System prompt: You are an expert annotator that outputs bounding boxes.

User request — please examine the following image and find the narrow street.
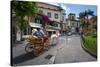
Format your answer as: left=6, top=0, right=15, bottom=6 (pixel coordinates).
left=54, top=35, right=96, bottom=63
left=12, top=35, right=96, bottom=66
left=11, top=1, right=97, bottom=66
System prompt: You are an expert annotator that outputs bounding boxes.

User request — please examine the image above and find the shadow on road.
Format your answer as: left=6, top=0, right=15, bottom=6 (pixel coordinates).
left=12, top=52, right=35, bottom=65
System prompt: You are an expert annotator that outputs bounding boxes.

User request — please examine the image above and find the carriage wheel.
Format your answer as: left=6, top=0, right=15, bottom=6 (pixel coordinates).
left=33, top=46, right=44, bottom=57
left=25, top=43, right=34, bottom=53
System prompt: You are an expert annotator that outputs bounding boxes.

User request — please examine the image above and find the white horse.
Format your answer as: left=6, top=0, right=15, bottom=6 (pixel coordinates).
left=50, top=33, right=58, bottom=46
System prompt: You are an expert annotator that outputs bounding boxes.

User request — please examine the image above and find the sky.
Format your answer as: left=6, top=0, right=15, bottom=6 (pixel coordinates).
left=60, top=3, right=97, bottom=17
left=47, top=2, right=97, bottom=18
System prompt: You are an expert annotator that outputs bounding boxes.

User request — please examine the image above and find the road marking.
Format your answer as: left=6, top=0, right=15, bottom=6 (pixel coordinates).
left=68, top=38, right=71, bottom=41
left=45, top=55, right=53, bottom=59
left=48, top=56, right=55, bottom=64
left=67, top=38, right=71, bottom=43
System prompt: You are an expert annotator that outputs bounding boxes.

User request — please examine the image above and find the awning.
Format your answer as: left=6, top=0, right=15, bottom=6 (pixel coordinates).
left=29, top=22, right=42, bottom=28
left=46, top=29, right=56, bottom=31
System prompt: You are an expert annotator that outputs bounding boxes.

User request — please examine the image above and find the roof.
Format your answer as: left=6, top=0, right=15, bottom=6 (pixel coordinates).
left=37, top=2, right=64, bottom=11
left=68, top=13, right=76, bottom=15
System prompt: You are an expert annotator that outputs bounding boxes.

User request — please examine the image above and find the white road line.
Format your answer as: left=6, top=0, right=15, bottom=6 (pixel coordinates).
left=47, top=56, right=55, bottom=64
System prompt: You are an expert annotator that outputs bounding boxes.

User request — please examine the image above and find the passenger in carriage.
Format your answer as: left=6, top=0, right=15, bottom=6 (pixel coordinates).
left=33, top=28, right=44, bottom=38
left=32, top=28, right=37, bottom=35
left=40, top=28, right=49, bottom=43
left=32, top=27, right=49, bottom=44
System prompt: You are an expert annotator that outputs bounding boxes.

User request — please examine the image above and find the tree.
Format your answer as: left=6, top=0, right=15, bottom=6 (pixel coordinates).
left=85, top=9, right=94, bottom=27
left=90, top=16, right=97, bottom=30
left=79, top=9, right=94, bottom=26
left=79, top=12, right=86, bottom=28
left=88, top=9, right=94, bottom=16
left=12, top=1, right=38, bottom=40
left=79, top=9, right=94, bottom=34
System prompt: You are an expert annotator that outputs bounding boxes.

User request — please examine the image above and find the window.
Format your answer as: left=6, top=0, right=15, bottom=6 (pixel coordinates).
left=54, top=24, right=58, bottom=27
left=39, top=10, right=43, bottom=14
left=53, top=23, right=58, bottom=27
left=47, top=12, right=51, bottom=18
left=72, top=23, right=74, bottom=26
left=55, top=13, right=58, bottom=19
left=62, top=16, right=64, bottom=21
left=63, top=13, right=66, bottom=15
left=34, top=16, right=42, bottom=24
left=72, top=16, right=75, bottom=20
left=35, top=19, right=41, bottom=24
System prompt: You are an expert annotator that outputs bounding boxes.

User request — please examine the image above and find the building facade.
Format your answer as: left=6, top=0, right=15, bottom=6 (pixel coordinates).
left=66, top=13, right=80, bottom=33
left=12, top=2, right=67, bottom=42
left=29, top=2, right=66, bottom=36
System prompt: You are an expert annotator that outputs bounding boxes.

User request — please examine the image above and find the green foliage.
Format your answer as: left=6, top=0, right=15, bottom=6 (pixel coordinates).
left=16, top=17, right=28, bottom=30
left=12, top=1, right=38, bottom=16
left=79, top=9, right=95, bottom=35
left=12, top=1, right=38, bottom=31
left=83, top=35, right=97, bottom=55
left=79, top=9, right=94, bottom=25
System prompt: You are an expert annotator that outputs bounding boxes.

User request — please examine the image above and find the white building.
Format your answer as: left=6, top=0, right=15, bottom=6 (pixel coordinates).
left=66, top=13, right=80, bottom=33
left=12, top=2, right=67, bottom=42
left=29, top=2, right=66, bottom=36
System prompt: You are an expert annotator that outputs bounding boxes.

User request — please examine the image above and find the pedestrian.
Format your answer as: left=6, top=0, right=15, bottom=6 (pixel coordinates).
left=56, top=31, right=60, bottom=37
left=32, top=28, right=37, bottom=36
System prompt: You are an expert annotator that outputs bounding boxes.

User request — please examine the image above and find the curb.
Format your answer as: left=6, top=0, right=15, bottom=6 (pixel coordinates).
left=80, top=37, right=97, bottom=58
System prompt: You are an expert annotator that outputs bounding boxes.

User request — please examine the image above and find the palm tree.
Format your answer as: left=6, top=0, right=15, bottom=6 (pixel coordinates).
left=85, top=9, right=94, bottom=27
left=90, top=16, right=97, bottom=32
left=79, top=12, right=86, bottom=28
left=79, top=10, right=94, bottom=34
left=88, top=9, right=94, bottom=16
left=12, top=1, right=38, bottom=40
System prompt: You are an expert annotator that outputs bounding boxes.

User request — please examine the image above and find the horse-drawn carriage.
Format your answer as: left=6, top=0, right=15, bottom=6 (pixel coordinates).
left=23, top=32, right=58, bottom=56
left=23, top=35, right=50, bottom=56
